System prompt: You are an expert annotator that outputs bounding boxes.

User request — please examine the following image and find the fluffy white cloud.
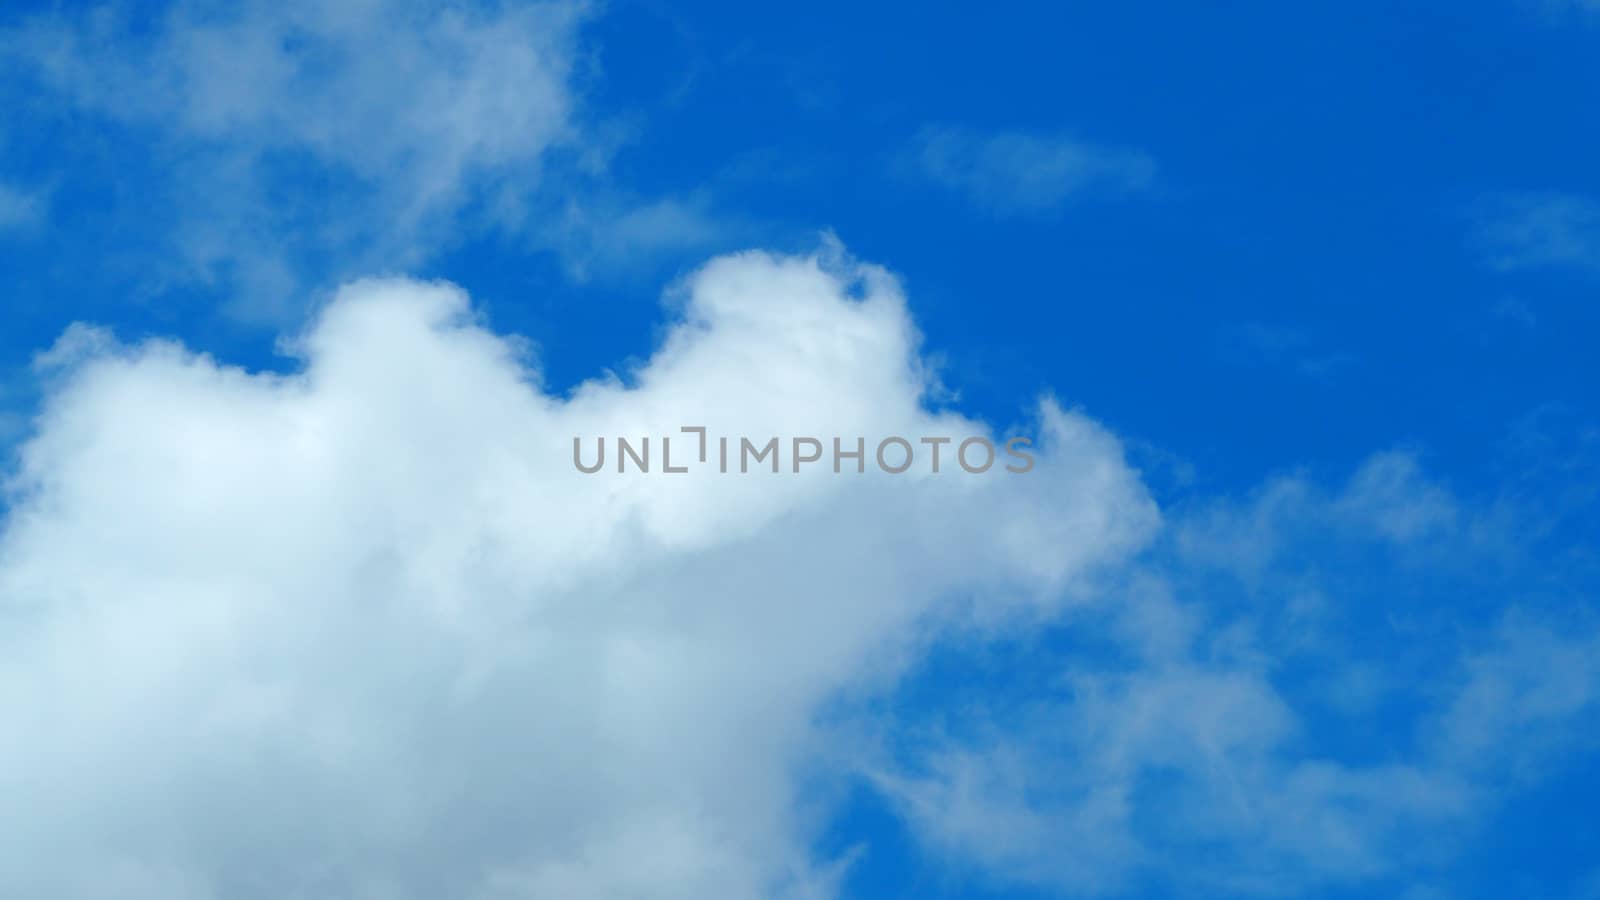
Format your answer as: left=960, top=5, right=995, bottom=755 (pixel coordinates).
left=0, top=247, right=1158, bottom=898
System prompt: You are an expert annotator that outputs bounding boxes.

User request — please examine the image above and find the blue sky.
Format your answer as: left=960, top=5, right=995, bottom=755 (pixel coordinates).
left=2, top=2, right=1599, bottom=898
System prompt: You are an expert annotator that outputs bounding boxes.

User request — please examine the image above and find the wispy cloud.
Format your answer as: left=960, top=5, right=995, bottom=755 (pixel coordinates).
left=1215, top=322, right=1360, bottom=382
left=1477, top=191, right=1600, bottom=274
left=536, top=191, right=745, bottom=283
left=2, top=0, right=593, bottom=319
left=867, top=446, right=1600, bottom=895
left=909, top=125, right=1155, bottom=217
left=1437, top=613, right=1600, bottom=778
left=0, top=181, right=43, bottom=231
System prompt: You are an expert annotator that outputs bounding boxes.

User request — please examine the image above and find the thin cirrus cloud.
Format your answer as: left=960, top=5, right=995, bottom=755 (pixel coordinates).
left=539, top=190, right=745, bottom=283
left=870, top=449, right=1600, bottom=896
left=910, top=125, right=1156, bottom=217
left=0, top=181, right=45, bottom=232
left=0, top=0, right=734, bottom=321
left=1476, top=191, right=1600, bottom=274
left=1214, top=322, right=1361, bottom=383
left=0, top=0, right=570, bottom=318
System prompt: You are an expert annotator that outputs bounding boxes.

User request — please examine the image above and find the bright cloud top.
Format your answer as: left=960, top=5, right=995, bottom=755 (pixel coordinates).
left=0, top=247, right=1157, bottom=899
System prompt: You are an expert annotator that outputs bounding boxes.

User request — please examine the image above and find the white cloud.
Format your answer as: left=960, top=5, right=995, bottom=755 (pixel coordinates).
left=5, top=0, right=587, bottom=318
left=539, top=191, right=740, bottom=283
left=1436, top=613, right=1600, bottom=778
left=868, top=448, right=1600, bottom=896
left=3, top=242, right=1596, bottom=899
left=872, top=607, right=1472, bottom=896
left=1175, top=451, right=1463, bottom=582
left=0, top=246, right=1158, bottom=898
left=910, top=126, right=1155, bottom=217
